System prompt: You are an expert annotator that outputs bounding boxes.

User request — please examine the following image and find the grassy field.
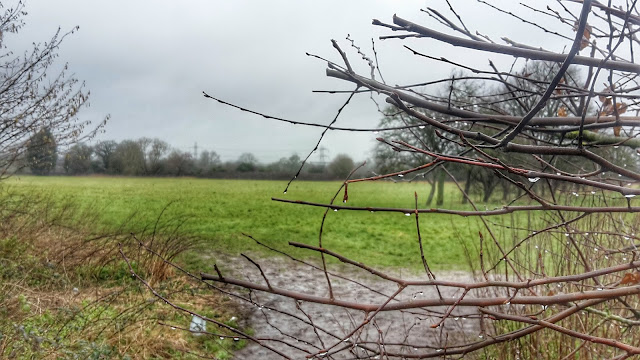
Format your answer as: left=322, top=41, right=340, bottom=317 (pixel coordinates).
left=6, top=176, right=625, bottom=359
left=3, top=176, right=490, bottom=270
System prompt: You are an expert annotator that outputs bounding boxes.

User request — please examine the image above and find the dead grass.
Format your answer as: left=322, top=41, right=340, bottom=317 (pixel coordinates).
left=0, top=188, right=245, bottom=359
left=476, top=192, right=640, bottom=360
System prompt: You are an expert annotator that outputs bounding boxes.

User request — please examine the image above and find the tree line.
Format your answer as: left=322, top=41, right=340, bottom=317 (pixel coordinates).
left=22, top=131, right=363, bottom=180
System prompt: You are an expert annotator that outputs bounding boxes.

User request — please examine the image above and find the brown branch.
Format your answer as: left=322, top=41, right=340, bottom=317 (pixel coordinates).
left=272, top=198, right=640, bottom=216
left=497, top=0, right=592, bottom=146
left=240, top=253, right=272, bottom=291
left=376, top=14, right=640, bottom=73
left=567, top=0, right=640, bottom=25
left=326, top=68, right=640, bottom=126
left=393, top=139, right=638, bottom=195
left=481, top=308, right=640, bottom=354
left=202, top=270, right=640, bottom=310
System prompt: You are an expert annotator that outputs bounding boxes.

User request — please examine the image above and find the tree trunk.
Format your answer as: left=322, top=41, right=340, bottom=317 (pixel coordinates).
left=462, top=169, right=472, bottom=204
left=436, top=170, right=445, bottom=206
left=501, top=179, right=510, bottom=201
left=483, top=180, right=495, bottom=203
left=426, top=178, right=436, bottom=206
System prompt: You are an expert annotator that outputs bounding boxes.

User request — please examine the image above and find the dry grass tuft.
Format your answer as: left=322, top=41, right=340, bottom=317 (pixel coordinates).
left=0, top=188, right=244, bottom=359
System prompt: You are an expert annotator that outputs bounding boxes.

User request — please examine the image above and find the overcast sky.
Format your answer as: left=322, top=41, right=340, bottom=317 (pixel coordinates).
left=15, top=0, right=579, bottom=163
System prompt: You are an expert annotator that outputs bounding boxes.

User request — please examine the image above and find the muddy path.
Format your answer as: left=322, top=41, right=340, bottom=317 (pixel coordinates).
left=217, top=254, right=481, bottom=359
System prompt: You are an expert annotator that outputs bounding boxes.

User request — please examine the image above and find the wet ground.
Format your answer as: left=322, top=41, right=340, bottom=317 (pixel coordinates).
left=221, top=255, right=481, bottom=359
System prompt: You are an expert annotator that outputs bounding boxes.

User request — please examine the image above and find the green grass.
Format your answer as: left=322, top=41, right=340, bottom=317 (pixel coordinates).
left=3, top=176, right=488, bottom=269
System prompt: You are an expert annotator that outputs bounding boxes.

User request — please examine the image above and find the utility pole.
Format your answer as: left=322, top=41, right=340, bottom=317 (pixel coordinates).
left=193, top=142, right=198, bottom=158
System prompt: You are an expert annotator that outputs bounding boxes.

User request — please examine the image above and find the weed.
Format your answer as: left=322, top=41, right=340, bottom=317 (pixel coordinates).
left=0, top=188, right=244, bottom=359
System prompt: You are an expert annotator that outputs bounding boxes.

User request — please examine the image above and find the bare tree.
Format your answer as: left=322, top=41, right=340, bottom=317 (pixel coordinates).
left=142, top=138, right=170, bottom=175
left=63, top=142, right=92, bottom=175
left=236, top=152, right=259, bottom=172
left=127, top=1, right=640, bottom=359
left=197, top=149, right=221, bottom=175
left=111, top=140, right=145, bottom=176
left=328, top=153, right=356, bottom=178
left=0, top=2, right=106, bottom=177
left=93, top=140, right=117, bottom=173
left=165, top=150, right=194, bottom=176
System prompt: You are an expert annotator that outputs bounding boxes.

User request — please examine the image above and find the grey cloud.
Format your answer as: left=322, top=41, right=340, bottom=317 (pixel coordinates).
left=16, top=0, right=578, bottom=163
